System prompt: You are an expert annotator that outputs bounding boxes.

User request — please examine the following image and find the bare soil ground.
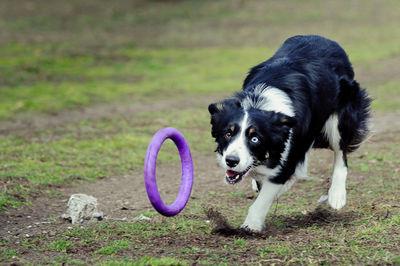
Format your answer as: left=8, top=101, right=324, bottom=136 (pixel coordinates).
left=0, top=93, right=226, bottom=136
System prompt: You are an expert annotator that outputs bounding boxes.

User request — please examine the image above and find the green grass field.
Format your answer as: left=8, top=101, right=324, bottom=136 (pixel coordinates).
left=1, top=0, right=399, bottom=264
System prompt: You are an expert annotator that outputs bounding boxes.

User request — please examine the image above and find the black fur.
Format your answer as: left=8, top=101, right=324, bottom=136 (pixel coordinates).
left=209, top=35, right=371, bottom=184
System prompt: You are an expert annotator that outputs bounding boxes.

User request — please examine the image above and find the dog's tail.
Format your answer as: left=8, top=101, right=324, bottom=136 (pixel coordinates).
left=337, top=78, right=372, bottom=153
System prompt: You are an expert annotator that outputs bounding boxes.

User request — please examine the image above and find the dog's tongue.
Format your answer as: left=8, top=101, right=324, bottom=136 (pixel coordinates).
left=226, top=170, right=239, bottom=178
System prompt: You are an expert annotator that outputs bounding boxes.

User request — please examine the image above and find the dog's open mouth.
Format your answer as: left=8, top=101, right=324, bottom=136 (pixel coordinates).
left=225, top=166, right=251, bottom=184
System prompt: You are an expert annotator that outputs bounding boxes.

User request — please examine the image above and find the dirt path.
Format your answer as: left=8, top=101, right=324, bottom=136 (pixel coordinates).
left=1, top=109, right=398, bottom=241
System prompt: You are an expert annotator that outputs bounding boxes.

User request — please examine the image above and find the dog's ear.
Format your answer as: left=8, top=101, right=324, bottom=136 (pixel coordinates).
left=208, top=99, right=241, bottom=115
left=208, top=102, right=224, bottom=115
left=276, top=113, right=297, bottom=127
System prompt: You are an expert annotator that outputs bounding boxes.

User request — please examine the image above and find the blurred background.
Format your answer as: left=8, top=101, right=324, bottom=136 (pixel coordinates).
left=1, top=1, right=400, bottom=264
left=1, top=0, right=400, bottom=213
left=0, top=0, right=399, bottom=116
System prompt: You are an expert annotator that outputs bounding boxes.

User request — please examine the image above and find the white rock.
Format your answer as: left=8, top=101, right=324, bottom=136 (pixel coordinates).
left=105, top=217, right=127, bottom=221
left=317, top=195, right=329, bottom=203
left=133, top=214, right=151, bottom=222
left=62, top=194, right=104, bottom=225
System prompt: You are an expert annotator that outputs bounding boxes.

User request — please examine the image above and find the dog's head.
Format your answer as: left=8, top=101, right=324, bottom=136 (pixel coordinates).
left=208, top=98, right=296, bottom=184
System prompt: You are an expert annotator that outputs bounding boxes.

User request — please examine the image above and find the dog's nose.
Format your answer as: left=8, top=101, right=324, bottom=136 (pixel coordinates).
left=226, top=155, right=240, bottom=167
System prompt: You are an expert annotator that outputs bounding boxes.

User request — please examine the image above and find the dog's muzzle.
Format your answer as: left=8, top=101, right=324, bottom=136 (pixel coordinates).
left=225, top=166, right=251, bottom=184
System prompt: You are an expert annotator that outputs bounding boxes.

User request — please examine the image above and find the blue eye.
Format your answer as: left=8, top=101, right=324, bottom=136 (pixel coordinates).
left=251, top=136, right=259, bottom=143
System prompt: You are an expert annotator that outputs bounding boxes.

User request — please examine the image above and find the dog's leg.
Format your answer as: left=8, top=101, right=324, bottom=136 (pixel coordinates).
left=251, top=179, right=262, bottom=192
left=323, top=114, right=348, bottom=210
left=241, top=180, right=283, bottom=232
left=276, top=176, right=297, bottom=198
left=295, top=142, right=313, bottom=179
left=328, top=150, right=347, bottom=210
left=295, top=151, right=309, bottom=179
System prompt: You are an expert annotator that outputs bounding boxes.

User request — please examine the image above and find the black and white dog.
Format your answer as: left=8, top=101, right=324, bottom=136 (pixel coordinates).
left=208, top=35, right=371, bottom=232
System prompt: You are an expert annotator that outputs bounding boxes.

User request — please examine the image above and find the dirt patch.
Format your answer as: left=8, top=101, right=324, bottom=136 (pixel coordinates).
left=0, top=92, right=227, bottom=137
left=0, top=150, right=226, bottom=237
left=206, top=207, right=264, bottom=238
left=206, top=206, right=360, bottom=239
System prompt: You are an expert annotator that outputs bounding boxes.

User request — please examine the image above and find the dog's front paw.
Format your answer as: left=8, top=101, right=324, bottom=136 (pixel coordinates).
left=240, top=220, right=263, bottom=233
left=328, top=186, right=346, bottom=210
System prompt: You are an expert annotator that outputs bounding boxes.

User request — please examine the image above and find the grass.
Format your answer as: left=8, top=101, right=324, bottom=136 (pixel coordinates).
left=1, top=0, right=400, bottom=264
left=0, top=46, right=263, bottom=118
left=101, top=257, right=186, bottom=265
left=47, top=239, right=74, bottom=253
left=370, top=79, right=400, bottom=111
left=1, top=44, right=399, bottom=119
left=95, top=241, right=127, bottom=255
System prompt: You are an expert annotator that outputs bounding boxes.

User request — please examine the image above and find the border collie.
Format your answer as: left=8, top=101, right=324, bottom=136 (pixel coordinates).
left=208, top=35, right=371, bottom=232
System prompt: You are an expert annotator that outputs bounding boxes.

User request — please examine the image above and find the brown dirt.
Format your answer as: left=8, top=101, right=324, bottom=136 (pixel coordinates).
left=206, top=206, right=361, bottom=239
left=0, top=141, right=235, bottom=240
left=0, top=92, right=227, bottom=137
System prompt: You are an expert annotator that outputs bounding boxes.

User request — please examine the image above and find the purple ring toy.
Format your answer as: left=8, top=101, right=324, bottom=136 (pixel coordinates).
left=144, top=127, right=193, bottom=216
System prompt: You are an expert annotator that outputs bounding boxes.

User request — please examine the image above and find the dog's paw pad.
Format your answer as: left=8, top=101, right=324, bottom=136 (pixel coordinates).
left=328, top=187, right=346, bottom=210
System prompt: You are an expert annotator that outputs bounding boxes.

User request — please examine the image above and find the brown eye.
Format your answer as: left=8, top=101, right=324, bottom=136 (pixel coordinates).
left=225, top=132, right=232, bottom=138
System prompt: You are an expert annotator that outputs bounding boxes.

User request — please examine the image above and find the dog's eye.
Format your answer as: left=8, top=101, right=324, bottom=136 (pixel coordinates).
left=250, top=136, right=259, bottom=143
left=225, top=132, right=232, bottom=139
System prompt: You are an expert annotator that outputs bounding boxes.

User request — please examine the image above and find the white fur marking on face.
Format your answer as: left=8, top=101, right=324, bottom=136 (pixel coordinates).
left=223, top=112, right=253, bottom=172
left=242, top=84, right=295, bottom=117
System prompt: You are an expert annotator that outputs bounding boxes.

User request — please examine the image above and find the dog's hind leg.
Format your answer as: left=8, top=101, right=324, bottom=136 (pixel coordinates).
left=323, top=114, right=348, bottom=210
left=295, top=150, right=310, bottom=179
left=328, top=150, right=347, bottom=210
left=295, top=142, right=314, bottom=179
left=276, top=176, right=297, bottom=198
